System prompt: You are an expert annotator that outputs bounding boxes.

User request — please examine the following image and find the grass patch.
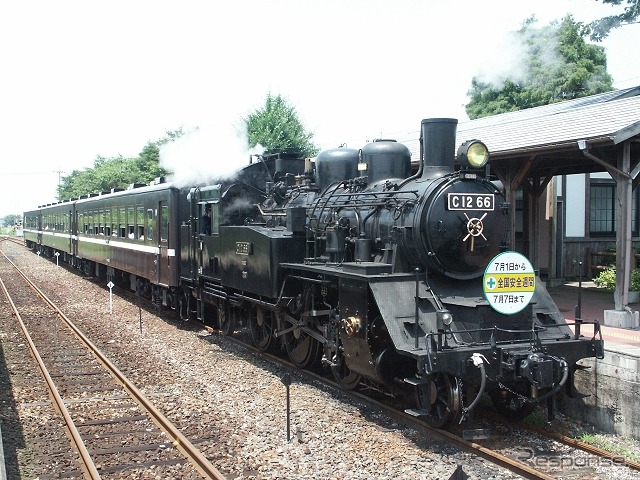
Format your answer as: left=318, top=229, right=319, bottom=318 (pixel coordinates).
left=523, top=411, right=548, bottom=428
left=578, top=432, right=640, bottom=462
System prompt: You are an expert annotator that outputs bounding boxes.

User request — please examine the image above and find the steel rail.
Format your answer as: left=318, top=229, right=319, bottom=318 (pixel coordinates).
left=0, top=273, right=102, bottom=479
left=221, top=335, right=555, bottom=480
left=475, top=405, right=640, bottom=472
left=524, top=422, right=640, bottom=471
left=0, top=250, right=227, bottom=480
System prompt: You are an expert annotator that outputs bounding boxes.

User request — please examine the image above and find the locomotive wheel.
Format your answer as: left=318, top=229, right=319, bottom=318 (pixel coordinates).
left=249, top=307, right=274, bottom=351
left=489, top=387, right=535, bottom=421
left=330, top=354, right=361, bottom=390
left=284, top=327, right=321, bottom=369
left=217, top=305, right=233, bottom=336
left=415, top=373, right=462, bottom=429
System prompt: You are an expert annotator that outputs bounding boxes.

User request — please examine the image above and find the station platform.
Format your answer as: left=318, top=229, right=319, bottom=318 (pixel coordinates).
left=547, top=281, right=640, bottom=438
left=546, top=281, right=640, bottom=350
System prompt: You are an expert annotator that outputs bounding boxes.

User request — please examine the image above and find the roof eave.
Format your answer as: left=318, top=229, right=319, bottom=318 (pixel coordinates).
left=489, top=136, right=614, bottom=159
left=613, top=120, right=640, bottom=144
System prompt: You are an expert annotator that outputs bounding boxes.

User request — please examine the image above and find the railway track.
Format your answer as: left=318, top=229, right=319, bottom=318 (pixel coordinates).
left=3, top=238, right=639, bottom=479
left=215, top=334, right=557, bottom=480
left=217, top=332, right=640, bottom=479
left=0, top=248, right=226, bottom=479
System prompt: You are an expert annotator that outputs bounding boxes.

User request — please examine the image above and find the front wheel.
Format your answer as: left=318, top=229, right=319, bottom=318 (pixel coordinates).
left=330, top=351, right=361, bottom=390
left=415, top=373, right=462, bottom=429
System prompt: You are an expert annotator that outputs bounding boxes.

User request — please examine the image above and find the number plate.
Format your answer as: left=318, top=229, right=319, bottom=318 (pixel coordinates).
left=235, top=242, right=253, bottom=255
left=447, top=193, right=495, bottom=211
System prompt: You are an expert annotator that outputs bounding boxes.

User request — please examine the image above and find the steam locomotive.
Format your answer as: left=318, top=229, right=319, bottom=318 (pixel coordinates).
left=23, top=118, right=603, bottom=428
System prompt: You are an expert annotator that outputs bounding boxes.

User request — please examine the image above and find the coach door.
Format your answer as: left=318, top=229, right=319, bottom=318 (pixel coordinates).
left=157, top=202, right=170, bottom=285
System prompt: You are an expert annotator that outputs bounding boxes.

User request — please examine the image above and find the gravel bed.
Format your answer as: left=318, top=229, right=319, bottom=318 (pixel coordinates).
left=2, top=239, right=640, bottom=479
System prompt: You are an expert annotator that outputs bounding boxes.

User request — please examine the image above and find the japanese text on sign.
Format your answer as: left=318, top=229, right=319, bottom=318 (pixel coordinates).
left=483, top=251, right=536, bottom=315
left=492, top=261, right=527, bottom=271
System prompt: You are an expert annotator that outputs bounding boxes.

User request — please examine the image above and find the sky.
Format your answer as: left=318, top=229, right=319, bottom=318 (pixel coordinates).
left=1, top=0, right=638, bottom=217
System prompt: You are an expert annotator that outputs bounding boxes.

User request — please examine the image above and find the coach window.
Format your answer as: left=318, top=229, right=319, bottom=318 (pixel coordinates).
left=94, top=210, right=100, bottom=235
left=128, top=206, right=135, bottom=239
left=100, top=210, right=107, bottom=236
left=119, top=207, right=126, bottom=238
left=160, top=205, right=169, bottom=242
left=104, top=210, right=111, bottom=236
left=137, top=206, right=145, bottom=239
left=111, top=207, right=118, bottom=236
left=147, top=208, right=154, bottom=241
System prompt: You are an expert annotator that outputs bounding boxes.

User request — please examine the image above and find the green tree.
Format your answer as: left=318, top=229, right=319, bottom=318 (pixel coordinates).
left=245, top=93, right=319, bottom=158
left=465, top=16, right=614, bottom=119
left=56, top=130, right=182, bottom=200
left=587, top=0, right=639, bottom=41
left=2, top=214, right=21, bottom=227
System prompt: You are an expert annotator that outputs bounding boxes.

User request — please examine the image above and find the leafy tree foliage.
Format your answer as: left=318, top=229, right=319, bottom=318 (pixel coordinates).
left=587, top=0, right=639, bottom=41
left=1, top=214, right=21, bottom=227
left=465, top=16, right=614, bottom=119
left=56, top=130, right=182, bottom=200
left=245, top=93, right=319, bottom=158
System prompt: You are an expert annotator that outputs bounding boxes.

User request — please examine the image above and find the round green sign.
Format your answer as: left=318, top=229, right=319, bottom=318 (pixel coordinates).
left=483, top=251, right=536, bottom=315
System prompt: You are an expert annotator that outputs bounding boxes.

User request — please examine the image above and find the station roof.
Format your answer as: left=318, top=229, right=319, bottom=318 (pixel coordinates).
left=458, top=86, right=640, bottom=178
left=406, top=86, right=640, bottom=179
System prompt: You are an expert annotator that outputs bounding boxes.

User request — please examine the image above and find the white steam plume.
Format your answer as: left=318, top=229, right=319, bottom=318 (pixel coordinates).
left=159, top=120, right=265, bottom=188
left=474, top=26, right=562, bottom=89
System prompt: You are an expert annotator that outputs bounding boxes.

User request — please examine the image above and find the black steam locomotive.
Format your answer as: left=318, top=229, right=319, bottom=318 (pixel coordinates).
left=23, top=118, right=603, bottom=428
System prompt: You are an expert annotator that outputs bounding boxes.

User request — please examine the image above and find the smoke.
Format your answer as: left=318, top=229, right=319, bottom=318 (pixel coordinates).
left=474, top=24, right=563, bottom=89
left=159, top=119, right=265, bottom=188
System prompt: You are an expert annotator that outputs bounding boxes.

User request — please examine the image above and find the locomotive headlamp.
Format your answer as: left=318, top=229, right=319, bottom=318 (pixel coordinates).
left=457, top=140, right=489, bottom=169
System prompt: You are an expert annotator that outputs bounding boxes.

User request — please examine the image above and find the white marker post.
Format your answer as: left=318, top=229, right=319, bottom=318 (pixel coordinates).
left=54, top=251, right=60, bottom=267
left=107, top=281, right=114, bottom=314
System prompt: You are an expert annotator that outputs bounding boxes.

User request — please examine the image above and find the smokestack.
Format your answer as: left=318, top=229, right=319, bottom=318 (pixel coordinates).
left=420, top=118, right=457, bottom=177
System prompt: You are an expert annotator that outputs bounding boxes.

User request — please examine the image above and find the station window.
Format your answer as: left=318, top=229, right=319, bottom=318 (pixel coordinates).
left=589, top=181, right=639, bottom=237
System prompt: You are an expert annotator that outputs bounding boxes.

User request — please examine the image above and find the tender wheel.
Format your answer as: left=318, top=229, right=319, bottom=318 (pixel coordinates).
left=330, top=352, right=361, bottom=390
left=249, top=307, right=274, bottom=351
left=489, top=387, right=535, bottom=421
left=415, top=373, right=462, bottom=429
left=284, top=327, right=321, bottom=369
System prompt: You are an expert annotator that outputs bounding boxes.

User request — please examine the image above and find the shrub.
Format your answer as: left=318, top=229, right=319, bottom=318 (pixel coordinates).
left=593, top=267, right=640, bottom=291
